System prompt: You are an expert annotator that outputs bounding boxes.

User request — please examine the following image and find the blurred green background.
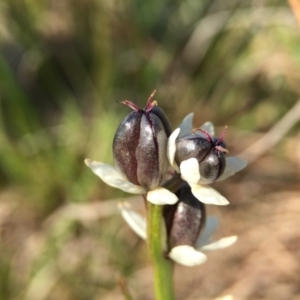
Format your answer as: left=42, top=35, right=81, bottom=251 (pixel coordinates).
left=1, top=0, right=300, bottom=299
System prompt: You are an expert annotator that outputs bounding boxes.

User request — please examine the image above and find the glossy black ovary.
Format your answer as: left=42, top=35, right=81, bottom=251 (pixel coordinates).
left=113, top=111, right=142, bottom=186
left=199, top=149, right=226, bottom=182
left=175, top=134, right=227, bottom=182
left=163, top=183, right=206, bottom=250
left=113, top=109, right=168, bottom=191
left=175, top=135, right=212, bottom=165
left=150, top=106, right=172, bottom=137
left=135, top=112, right=168, bottom=190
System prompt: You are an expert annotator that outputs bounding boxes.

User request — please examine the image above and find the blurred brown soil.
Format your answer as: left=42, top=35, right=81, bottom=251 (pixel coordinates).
left=1, top=133, right=300, bottom=300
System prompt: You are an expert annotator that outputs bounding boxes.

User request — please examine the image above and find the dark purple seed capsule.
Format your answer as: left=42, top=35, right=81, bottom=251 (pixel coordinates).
left=175, top=135, right=212, bottom=164
left=113, top=111, right=142, bottom=186
left=150, top=105, right=172, bottom=137
left=113, top=91, right=172, bottom=191
left=163, top=183, right=206, bottom=250
left=175, top=126, right=228, bottom=182
left=199, top=149, right=226, bottom=182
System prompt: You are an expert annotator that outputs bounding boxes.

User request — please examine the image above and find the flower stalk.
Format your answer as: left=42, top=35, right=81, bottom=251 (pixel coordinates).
left=85, top=91, right=247, bottom=299
left=147, top=201, right=175, bottom=300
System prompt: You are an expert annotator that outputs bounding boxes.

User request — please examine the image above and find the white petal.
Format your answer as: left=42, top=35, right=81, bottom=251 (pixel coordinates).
left=195, top=216, right=219, bottom=248
left=200, top=121, right=215, bottom=136
left=217, top=157, right=247, bottom=182
left=85, top=159, right=146, bottom=194
left=167, top=128, right=180, bottom=171
left=118, top=202, right=147, bottom=240
left=201, top=236, right=238, bottom=251
left=169, top=245, right=207, bottom=266
left=146, top=187, right=178, bottom=205
left=177, top=113, right=194, bottom=138
left=180, top=158, right=200, bottom=184
left=190, top=184, right=229, bottom=205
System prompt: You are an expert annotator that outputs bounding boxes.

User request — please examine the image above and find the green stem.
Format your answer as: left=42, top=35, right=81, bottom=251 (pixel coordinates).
left=147, top=202, right=175, bottom=300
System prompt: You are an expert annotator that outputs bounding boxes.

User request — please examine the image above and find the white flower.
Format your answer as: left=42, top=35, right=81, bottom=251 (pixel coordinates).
left=85, top=159, right=178, bottom=205
left=118, top=202, right=237, bottom=267
left=167, top=113, right=247, bottom=206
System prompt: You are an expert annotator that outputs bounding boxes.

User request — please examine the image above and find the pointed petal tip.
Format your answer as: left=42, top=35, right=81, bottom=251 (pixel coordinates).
left=174, top=127, right=181, bottom=136
left=84, top=158, right=104, bottom=169
left=201, top=235, right=238, bottom=251
left=167, top=128, right=181, bottom=168
left=169, top=245, right=207, bottom=266
left=200, top=121, right=215, bottom=136
left=184, top=112, right=194, bottom=121
left=201, top=121, right=213, bottom=127
left=180, top=112, right=194, bottom=124
left=84, top=159, right=107, bottom=172
left=227, top=235, right=238, bottom=244
left=84, top=158, right=92, bottom=166
left=178, top=113, right=194, bottom=138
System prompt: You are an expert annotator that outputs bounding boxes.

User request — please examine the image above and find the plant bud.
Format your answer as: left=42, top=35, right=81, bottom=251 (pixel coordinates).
left=113, top=91, right=172, bottom=191
left=164, top=183, right=206, bottom=250
left=175, top=127, right=228, bottom=182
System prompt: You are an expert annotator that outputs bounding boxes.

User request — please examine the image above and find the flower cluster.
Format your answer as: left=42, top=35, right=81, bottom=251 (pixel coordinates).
left=85, top=91, right=246, bottom=266
left=118, top=184, right=237, bottom=266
